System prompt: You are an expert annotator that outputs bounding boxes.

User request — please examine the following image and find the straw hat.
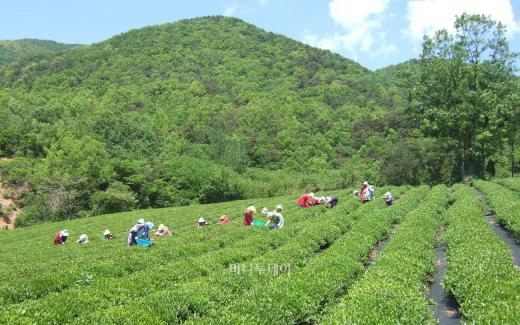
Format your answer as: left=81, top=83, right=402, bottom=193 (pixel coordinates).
left=219, top=215, right=227, bottom=220
left=158, top=224, right=165, bottom=231
left=246, top=206, right=256, bottom=213
left=362, top=181, right=368, bottom=186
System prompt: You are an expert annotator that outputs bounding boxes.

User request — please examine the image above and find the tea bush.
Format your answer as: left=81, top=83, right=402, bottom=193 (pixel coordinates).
left=474, top=180, right=520, bottom=240
left=443, top=184, right=520, bottom=323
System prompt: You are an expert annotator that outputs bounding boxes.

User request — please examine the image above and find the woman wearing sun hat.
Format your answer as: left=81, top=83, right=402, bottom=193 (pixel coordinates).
left=54, top=229, right=69, bottom=245
left=153, top=224, right=172, bottom=237
left=266, top=211, right=284, bottom=230
left=76, top=234, right=89, bottom=244
left=103, top=229, right=115, bottom=240
left=127, top=218, right=145, bottom=246
left=243, top=206, right=256, bottom=226
left=297, top=192, right=315, bottom=208
left=197, top=217, right=209, bottom=228
left=218, top=215, right=231, bottom=225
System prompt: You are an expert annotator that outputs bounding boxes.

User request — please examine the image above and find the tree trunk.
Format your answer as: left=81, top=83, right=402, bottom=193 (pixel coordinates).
left=512, top=136, right=516, bottom=177
left=462, top=148, right=468, bottom=179
left=458, top=137, right=467, bottom=180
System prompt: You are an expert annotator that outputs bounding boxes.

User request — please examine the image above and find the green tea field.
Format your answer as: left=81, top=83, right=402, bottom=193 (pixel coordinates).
left=1, top=181, right=519, bottom=324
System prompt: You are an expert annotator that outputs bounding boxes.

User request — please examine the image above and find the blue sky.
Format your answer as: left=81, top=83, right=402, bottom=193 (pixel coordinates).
left=1, top=0, right=519, bottom=70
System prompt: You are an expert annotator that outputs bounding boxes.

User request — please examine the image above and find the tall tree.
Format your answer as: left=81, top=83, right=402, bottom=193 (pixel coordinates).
left=411, top=13, right=518, bottom=179
left=506, top=78, right=520, bottom=176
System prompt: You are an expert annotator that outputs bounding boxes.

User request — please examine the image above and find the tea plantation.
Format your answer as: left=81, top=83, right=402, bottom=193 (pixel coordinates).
left=0, top=181, right=519, bottom=324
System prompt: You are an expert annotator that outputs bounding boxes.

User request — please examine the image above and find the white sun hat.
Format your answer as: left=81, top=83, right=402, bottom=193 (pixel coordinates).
left=103, top=229, right=111, bottom=236
left=61, top=229, right=69, bottom=236
left=77, top=234, right=88, bottom=243
left=246, top=206, right=256, bottom=213
left=137, top=218, right=145, bottom=224
left=275, top=204, right=283, bottom=212
left=198, top=217, right=206, bottom=223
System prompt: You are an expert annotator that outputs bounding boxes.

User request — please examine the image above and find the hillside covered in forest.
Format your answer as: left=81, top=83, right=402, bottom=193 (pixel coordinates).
left=0, top=39, right=76, bottom=65
left=0, top=15, right=517, bottom=226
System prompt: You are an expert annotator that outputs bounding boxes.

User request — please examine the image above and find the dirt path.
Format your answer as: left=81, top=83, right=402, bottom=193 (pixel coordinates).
left=428, top=229, right=461, bottom=325
left=0, top=158, right=19, bottom=230
left=366, top=223, right=397, bottom=266
left=483, top=212, right=520, bottom=268
left=474, top=188, right=520, bottom=268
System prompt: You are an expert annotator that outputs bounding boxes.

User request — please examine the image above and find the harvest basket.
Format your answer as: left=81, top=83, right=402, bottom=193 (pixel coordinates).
left=136, top=238, right=152, bottom=247
left=253, top=220, right=265, bottom=227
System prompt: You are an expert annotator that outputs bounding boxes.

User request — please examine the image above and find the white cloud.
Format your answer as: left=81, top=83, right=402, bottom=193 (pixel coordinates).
left=405, top=0, right=520, bottom=40
left=302, top=0, right=397, bottom=59
left=303, top=31, right=340, bottom=51
left=223, top=4, right=238, bottom=16
left=303, top=30, right=397, bottom=59
left=259, top=0, right=268, bottom=5
left=329, top=0, right=390, bottom=28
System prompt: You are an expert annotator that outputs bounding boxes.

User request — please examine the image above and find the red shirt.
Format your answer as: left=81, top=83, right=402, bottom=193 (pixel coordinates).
left=244, top=211, right=253, bottom=226
left=297, top=194, right=313, bottom=208
left=219, top=216, right=231, bottom=225
left=54, top=233, right=65, bottom=245
left=360, top=185, right=369, bottom=203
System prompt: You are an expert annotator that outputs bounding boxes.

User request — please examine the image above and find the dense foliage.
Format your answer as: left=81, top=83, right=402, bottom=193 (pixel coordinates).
left=0, top=17, right=409, bottom=224
left=409, top=14, right=519, bottom=178
left=0, top=15, right=517, bottom=225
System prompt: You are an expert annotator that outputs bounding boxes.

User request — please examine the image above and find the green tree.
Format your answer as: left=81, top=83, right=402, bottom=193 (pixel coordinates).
left=504, top=78, right=520, bottom=176
left=411, top=13, right=518, bottom=179
left=29, top=131, right=114, bottom=220
left=90, top=181, right=137, bottom=215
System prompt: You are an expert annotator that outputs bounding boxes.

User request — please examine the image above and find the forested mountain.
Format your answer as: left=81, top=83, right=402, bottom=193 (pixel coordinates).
left=0, top=39, right=76, bottom=65
left=0, top=17, right=403, bottom=166
left=0, top=16, right=517, bottom=225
